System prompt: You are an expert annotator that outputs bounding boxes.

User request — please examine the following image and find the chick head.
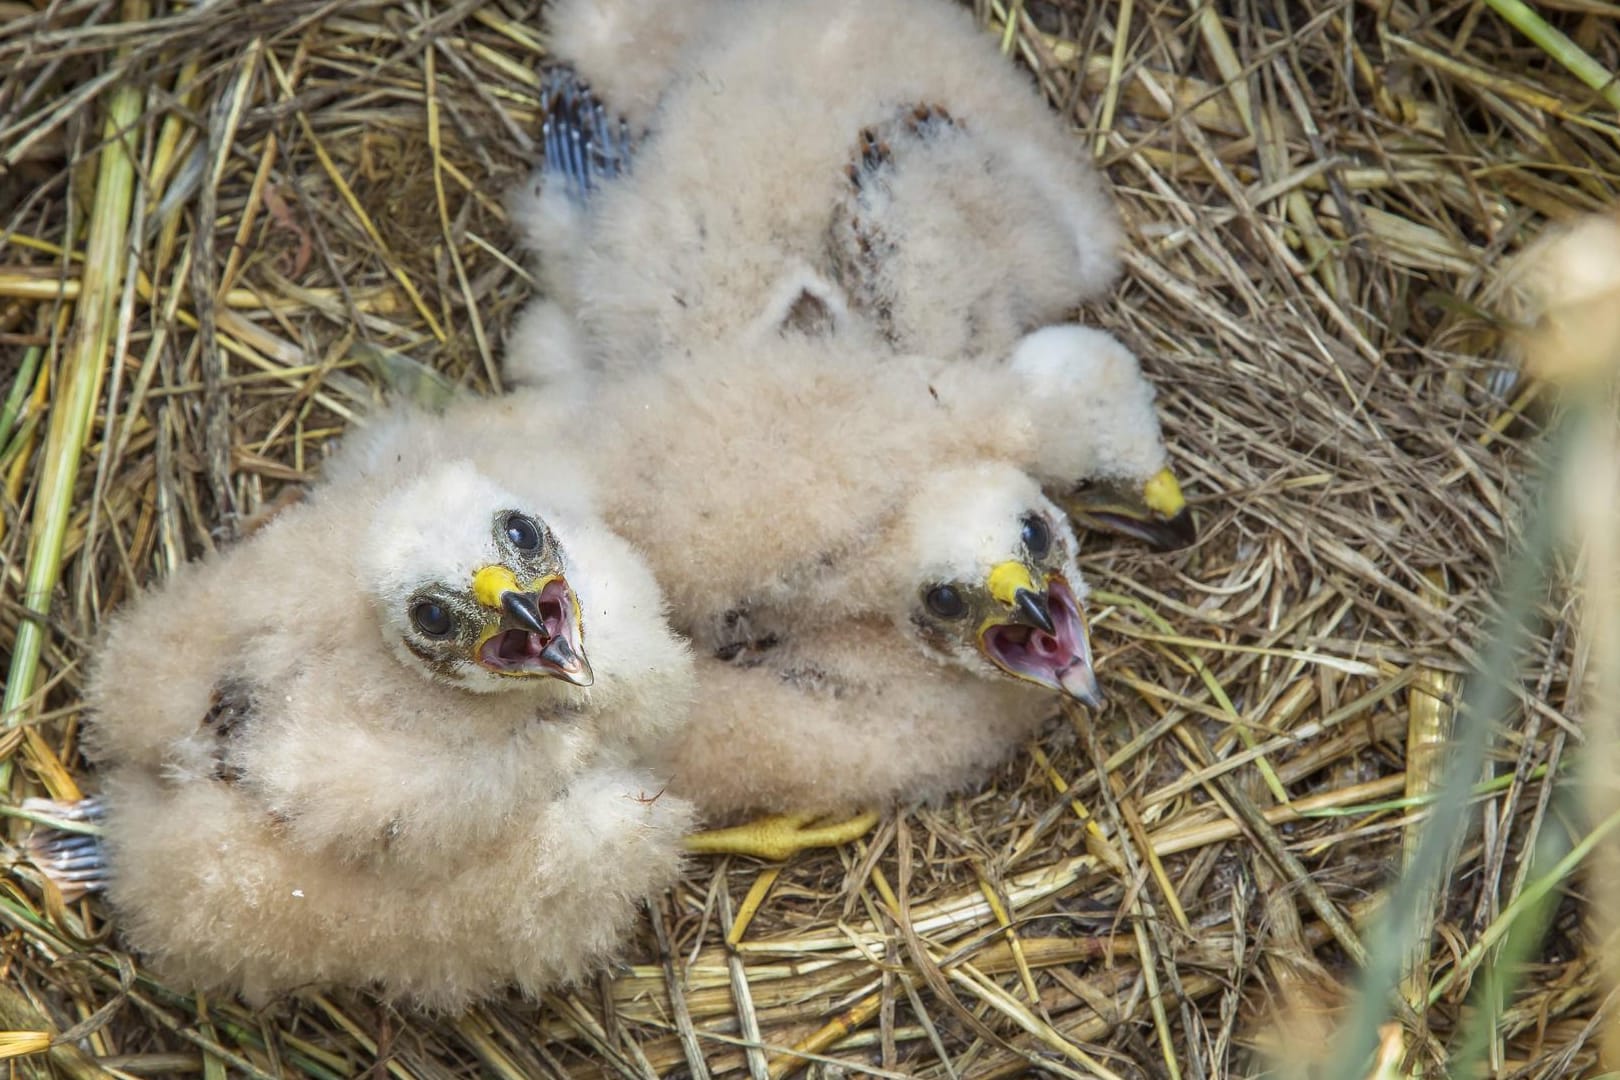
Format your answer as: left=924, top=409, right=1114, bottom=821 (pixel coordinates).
left=1006, top=325, right=1196, bottom=551
left=893, top=462, right=1103, bottom=706
left=361, top=462, right=594, bottom=694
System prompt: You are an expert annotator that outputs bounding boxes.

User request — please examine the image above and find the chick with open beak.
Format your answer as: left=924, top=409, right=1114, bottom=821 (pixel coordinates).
left=679, top=463, right=1106, bottom=863
left=907, top=493, right=1104, bottom=708
left=389, top=509, right=594, bottom=693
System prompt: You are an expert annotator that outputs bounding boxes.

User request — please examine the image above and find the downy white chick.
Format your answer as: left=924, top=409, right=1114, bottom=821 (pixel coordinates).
left=512, top=1, right=1193, bottom=546
left=517, top=0, right=1121, bottom=370
left=41, top=412, right=695, bottom=1010
left=679, top=462, right=1100, bottom=839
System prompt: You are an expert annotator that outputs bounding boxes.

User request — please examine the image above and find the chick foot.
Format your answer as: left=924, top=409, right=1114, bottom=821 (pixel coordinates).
left=21, top=796, right=108, bottom=901
left=540, top=64, right=634, bottom=200
left=683, top=810, right=879, bottom=861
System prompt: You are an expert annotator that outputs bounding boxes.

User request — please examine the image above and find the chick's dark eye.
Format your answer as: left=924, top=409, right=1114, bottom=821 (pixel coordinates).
left=411, top=601, right=453, bottom=638
left=925, top=585, right=967, bottom=619
left=1021, top=513, right=1051, bottom=557
left=504, top=513, right=541, bottom=552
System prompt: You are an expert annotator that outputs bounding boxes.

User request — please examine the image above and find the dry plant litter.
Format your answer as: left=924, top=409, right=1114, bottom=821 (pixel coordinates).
left=2, top=0, right=1619, bottom=1076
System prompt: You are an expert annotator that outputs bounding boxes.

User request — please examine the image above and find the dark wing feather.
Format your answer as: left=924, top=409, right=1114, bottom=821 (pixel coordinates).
left=540, top=65, right=634, bottom=201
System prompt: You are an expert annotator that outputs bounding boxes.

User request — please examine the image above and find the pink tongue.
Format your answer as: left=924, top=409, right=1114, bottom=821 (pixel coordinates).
left=1030, top=631, right=1061, bottom=659
left=498, top=631, right=546, bottom=662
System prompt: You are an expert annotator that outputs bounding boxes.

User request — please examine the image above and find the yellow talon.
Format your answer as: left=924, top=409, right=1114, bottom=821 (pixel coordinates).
left=683, top=810, right=880, bottom=861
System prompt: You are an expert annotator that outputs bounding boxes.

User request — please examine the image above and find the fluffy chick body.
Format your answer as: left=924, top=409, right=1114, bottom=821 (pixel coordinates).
left=84, top=406, right=694, bottom=1010
left=519, top=0, right=1121, bottom=374
left=672, top=623, right=1055, bottom=816
left=508, top=0, right=1187, bottom=545
left=667, top=462, right=1094, bottom=816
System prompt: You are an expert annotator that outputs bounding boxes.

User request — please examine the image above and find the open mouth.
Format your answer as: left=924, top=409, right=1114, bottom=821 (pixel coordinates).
left=980, top=576, right=1103, bottom=705
left=477, top=578, right=593, bottom=685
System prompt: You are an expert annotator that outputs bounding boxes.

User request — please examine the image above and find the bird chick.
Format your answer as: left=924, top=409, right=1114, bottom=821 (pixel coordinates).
left=54, top=425, right=694, bottom=1010
left=514, top=0, right=1121, bottom=374
left=509, top=2, right=1194, bottom=548
left=677, top=462, right=1097, bottom=827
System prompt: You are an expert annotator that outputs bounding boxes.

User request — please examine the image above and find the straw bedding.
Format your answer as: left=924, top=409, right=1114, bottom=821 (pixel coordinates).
left=1, top=0, right=1617, bottom=1075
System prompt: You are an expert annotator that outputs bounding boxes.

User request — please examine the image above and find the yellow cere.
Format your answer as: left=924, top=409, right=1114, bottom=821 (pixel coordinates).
left=1143, top=467, right=1186, bottom=518
left=987, top=560, right=1038, bottom=608
left=471, top=565, right=522, bottom=611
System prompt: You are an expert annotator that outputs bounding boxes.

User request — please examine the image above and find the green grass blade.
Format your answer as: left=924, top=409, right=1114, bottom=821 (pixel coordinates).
left=1480, top=0, right=1620, bottom=112
left=0, top=347, right=42, bottom=452
left=1326, top=403, right=1584, bottom=1080
left=0, top=30, right=145, bottom=792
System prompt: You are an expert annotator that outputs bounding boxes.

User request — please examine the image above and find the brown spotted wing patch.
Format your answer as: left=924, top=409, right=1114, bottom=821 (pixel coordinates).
left=827, top=104, right=962, bottom=343
left=203, top=678, right=256, bottom=784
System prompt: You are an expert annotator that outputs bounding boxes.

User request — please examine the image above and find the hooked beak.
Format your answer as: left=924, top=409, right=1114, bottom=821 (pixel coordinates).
left=979, top=562, right=1104, bottom=707
left=471, top=565, right=594, bottom=686
left=502, top=590, right=547, bottom=634
left=1064, top=467, right=1196, bottom=551
left=1014, top=587, right=1056, bottom=635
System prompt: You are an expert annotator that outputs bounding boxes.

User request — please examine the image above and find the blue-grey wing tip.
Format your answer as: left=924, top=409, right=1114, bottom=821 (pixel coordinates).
left=21, top=796, right=110, bottom=898
left=540, top=65, right=633, bottom=202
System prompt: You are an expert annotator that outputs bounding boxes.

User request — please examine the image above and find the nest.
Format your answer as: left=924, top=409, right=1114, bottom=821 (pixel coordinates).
left=2, top=0, right=1617, bottom=1076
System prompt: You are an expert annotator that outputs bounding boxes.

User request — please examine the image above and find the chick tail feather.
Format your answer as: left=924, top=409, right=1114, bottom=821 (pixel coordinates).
left=540, top=64, right=634, bottom=201
left=21, top=796, right=109, bottom=902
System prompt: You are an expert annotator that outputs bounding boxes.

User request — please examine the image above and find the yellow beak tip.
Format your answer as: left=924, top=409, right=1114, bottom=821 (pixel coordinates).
left=1143, top=467, right=1186, bottom=519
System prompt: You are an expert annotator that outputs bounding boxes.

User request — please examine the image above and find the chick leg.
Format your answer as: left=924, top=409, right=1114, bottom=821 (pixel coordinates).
left=20, top=796, right=108, bottom=901
left=683, top=810, right=880, bottom=862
